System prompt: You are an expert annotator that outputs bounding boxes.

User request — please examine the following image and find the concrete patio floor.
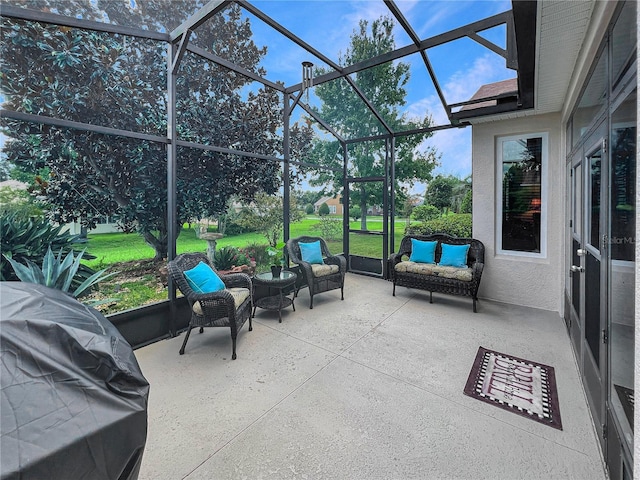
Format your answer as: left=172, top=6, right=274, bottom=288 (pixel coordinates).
left=135, top=273, right=607, bottom=480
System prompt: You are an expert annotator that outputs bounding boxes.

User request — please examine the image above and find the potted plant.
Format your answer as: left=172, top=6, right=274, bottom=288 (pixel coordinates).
left=266, top=242, right=286, bottom=277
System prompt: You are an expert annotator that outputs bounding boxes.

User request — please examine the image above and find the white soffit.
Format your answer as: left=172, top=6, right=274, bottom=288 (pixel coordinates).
left=535, top=0, right=595, bottom=114
left=468, top=0, right=595, bottom=125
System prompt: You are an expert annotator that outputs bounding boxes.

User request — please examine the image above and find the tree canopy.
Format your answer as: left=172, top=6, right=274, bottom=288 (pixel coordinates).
left=1, top=1, right=312, bottom=259
left=236, top=193, right=304, bottom=247
left=424, top=175, right=456, bottom=212
left=307, top=16, right=439, bottom=229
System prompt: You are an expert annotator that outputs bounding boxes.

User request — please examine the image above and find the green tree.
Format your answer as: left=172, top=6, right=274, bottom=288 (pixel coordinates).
left=412, top=204, right=440, bottom=222
left=305, top=204, right=314, bottom=215
left=0, top=184, right=42, bottom=217
left=1, top=1, right=312, bottom=259
left=313, top=216, right=341, bottom=241
left=451, top=175, right=472, bottom=213
left=424, top=175, right=458, bottom=212
left=308, top=16, right=438, bottom=230
left=318, top=202, right=330, bottom=216
left=295, top=190, right=324, bottom=207
left=236, top=193, right=304, bottom=247
left=349, top=206, right=361, bottom=222
left=460, top=188, right=472, bottom=214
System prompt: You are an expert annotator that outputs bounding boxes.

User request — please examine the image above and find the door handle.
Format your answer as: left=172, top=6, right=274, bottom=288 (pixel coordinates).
left=570, top=265, right=584, bottom=273
left=577, top=249, right=587, bottom=256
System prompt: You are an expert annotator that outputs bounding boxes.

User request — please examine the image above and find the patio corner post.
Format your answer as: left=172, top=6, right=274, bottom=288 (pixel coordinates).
left=382, top=137, right=391, bottom=279
left=166, top=40, right=179, bottom=336
left=389, top=135, right=396, bottom=257
left=342, top=141, right=349, bottom=261
left=283, top=93, right=291, bottom=251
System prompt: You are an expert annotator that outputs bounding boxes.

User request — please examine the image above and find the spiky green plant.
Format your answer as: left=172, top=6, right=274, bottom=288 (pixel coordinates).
left=0, top=211, right=94, bottom=281
left=3, top=246, right=117, bottom=299
left=213, top=246, right=249, bottom=271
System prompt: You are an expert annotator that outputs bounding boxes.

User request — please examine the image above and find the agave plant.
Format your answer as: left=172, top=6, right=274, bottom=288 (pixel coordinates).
left=213, top=246, right=250, bottom=271
left=0, top=211, right=94, bottom=281
left=3, top=246, right=117, bottom=299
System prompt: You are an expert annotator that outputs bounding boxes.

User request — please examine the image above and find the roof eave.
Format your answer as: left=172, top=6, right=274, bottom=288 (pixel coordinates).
left=451, top=0, right=537, bottom=122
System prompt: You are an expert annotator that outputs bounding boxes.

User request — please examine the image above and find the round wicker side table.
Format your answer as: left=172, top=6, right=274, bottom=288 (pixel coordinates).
left=252, top=270, right=297, bottom=322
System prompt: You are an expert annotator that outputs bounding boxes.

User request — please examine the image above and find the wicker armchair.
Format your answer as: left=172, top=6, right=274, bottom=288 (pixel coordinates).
left=388, top=234, right=485, bottom=312
left=286, top=236, right=346, bottom=309
left=168, top=252, right=253, bottom=360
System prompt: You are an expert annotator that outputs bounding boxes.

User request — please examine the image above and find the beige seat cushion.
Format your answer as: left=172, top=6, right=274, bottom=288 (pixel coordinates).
left=395, top=261, right=436, bottom=275
left=395, top=261, right=472, bottom=282
left=192, top=287, right=250, bottom=315
left=431, top=265, right=473, bottom=281
left=311, top=263, right=339, bottom=277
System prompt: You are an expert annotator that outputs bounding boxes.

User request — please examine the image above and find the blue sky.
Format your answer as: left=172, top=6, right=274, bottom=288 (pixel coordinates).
left=2, top=1, right=514, bottom=194
left=244, top=0, right=514, bottom=187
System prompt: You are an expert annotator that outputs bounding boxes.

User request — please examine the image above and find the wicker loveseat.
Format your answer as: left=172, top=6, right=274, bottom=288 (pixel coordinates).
left=388, top=233, right=485, bottom=312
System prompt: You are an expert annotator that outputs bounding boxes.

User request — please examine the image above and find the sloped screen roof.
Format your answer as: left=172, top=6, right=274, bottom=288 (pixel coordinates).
left=2, top=0, right=535, bottom=142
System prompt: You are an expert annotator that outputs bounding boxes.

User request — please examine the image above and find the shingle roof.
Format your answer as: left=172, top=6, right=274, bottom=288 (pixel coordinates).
left=461, top=78, right=519, bottom=111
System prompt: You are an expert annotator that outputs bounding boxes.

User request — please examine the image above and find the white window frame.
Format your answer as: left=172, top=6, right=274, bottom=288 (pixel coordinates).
left=496, top=132, right=548, bottom=258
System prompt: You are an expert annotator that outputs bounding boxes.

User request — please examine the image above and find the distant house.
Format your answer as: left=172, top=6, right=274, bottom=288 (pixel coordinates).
left=0, top=180, right=121, bottom=234
left=67, top=215, right=121, bottom=235
left=365, top=205, right=382, bottom=215
left=0, top=180, right=29, bottom=191
left=314, top=194, right=342, bottom=215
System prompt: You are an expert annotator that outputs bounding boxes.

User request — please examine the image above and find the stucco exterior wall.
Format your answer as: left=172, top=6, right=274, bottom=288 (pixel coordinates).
left=472, top=112, right=564, bottom=312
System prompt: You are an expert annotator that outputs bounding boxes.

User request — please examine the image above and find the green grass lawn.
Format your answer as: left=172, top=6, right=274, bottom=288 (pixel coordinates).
left=85, top=216, right=409, bottom=268
left=84, top=215, right=410, bottom=314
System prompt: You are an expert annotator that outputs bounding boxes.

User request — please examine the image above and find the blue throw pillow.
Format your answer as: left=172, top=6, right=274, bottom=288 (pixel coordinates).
left=409, top=239, right=437, bottom=264
left=183, top=261, right=225, bottom=293
left=439, top=243, right=470, bottom=268
left=299, top=240, right=324, bottom=264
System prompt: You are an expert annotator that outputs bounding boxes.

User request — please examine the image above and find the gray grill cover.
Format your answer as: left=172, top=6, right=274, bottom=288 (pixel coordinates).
left=1, top=283, right=149, bottom=480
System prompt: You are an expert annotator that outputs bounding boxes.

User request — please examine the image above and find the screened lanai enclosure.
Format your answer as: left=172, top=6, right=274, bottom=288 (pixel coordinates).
left=0, top=1, right=536, bottom=346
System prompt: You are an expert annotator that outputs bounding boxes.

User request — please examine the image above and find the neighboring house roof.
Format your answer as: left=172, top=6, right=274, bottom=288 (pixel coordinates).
left=458, top=0, right=598, bottom=124
left=408, top=195, right=423, bottom=207
left=460, top=78, right=519, bottom=111
left=314, top=195, right=340, bottom=207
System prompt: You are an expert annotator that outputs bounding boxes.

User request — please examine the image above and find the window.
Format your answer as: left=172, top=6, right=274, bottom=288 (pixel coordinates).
left=611, top=1, right=636, bottom=89
left=610, top=89, right=636, bottom=261
left=330, top=205, right=337, bottom=214
left=572, top=52, right=607, bottom=145
left=497, top=133, right=547, bottom=256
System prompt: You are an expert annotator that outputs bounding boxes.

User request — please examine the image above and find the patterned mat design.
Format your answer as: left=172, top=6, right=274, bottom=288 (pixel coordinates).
left=464, top=346, right=562, bottom=430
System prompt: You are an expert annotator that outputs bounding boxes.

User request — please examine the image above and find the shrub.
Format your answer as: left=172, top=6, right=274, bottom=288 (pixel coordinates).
left=349, top=206, right=361, bottom=221
left=318, top=202, right=330, bottom=216
left=213, top=246, right=250, bottom=271
left=405, top=213, right=472, bottom=238
left=313, top=216, right=342, bottom=240
left=411, top=204, right=440, bottom=222
left=240, top=243, right=270, bottom=270
left=305, top=204, right=314, bottom=215
left=0, top=186, right=43, bottom=217
left=1, top=212, right=95, bottom=281
left=222, top=217, right=253, bottom=236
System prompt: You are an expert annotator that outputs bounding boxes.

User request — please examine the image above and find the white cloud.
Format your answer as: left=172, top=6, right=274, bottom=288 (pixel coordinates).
left=406, top=53, right=510, bottom=178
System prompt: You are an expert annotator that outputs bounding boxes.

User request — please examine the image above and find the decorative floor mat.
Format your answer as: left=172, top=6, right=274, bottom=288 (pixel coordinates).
left=464, top=346, right=562, bottom=430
